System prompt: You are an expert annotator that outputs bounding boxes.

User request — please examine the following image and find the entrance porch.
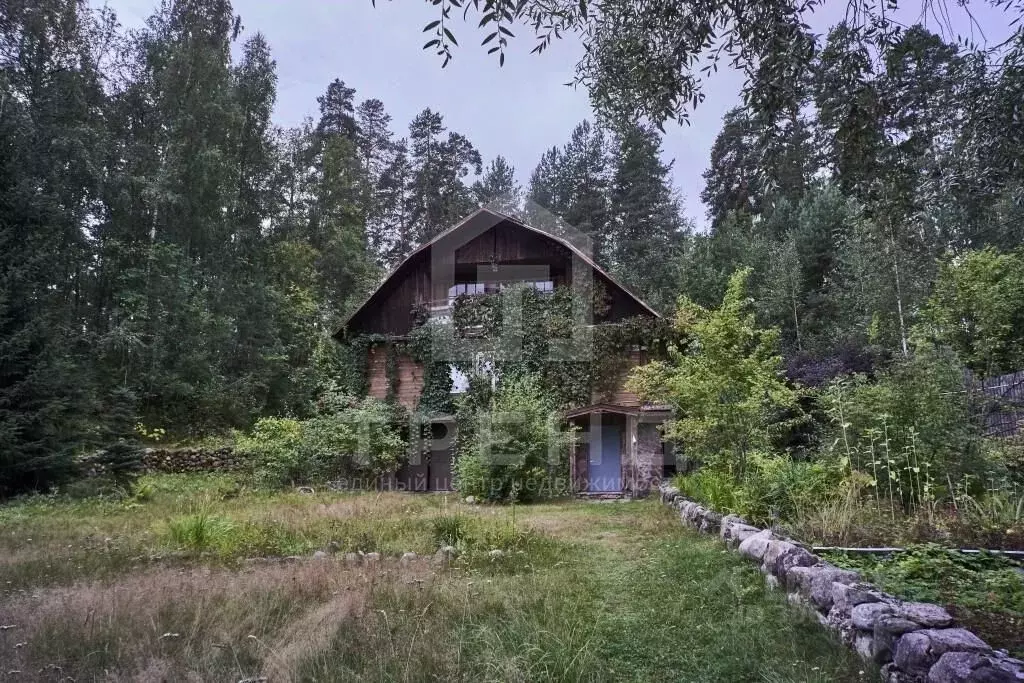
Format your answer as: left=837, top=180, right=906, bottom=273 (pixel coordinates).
left=566, top=404, right=672, bottom=498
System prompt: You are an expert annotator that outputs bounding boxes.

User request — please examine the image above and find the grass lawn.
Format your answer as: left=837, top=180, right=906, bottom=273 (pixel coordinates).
left=0, top=475, right=872, bottom=682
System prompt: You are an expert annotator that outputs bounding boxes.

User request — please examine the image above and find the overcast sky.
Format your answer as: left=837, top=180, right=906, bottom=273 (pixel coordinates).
left=101, top=0, right=1014, bottom=230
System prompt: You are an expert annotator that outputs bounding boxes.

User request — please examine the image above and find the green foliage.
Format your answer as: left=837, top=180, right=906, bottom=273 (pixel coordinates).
left=675, top=454, right=841, bottom=526
left=237, top=417, right=306, bottom=485
left=94, top=388, right=145, bottom=489
left=456, top=374, right=571, bottom=502
left=924, top=248, right=1024, bottom=376
left=238, top=392, right=407, bottom=487
left=630, top=268, right=803, bottom=478
left=952, top=490, right=1024, bottom=549
left=673, top=470, right=743, bottom=514
left=399, top=284, right=673, bottom=414
left=822, top=342, right=983, bottom=511
left=827, top=545, right=1024, bottom=654
left=166, top=510, right=237, bottom=552
left=431, top=514, right=470, bottom=546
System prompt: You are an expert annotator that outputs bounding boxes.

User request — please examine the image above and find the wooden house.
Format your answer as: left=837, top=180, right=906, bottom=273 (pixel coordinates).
left=336, top=208, right=674, bottom=496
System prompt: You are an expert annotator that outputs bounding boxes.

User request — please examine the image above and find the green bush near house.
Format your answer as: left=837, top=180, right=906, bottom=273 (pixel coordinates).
left=455, top=373, right=572, bottom=502
left=237, top=388, right=406, bottom=487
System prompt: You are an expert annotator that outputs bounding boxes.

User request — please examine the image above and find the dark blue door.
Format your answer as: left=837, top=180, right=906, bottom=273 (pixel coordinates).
left=588, top=424, right=621, bottom=492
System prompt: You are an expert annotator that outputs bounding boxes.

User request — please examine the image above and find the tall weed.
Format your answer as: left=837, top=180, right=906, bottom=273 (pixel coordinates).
left=166, top=508, right=236, bottom=552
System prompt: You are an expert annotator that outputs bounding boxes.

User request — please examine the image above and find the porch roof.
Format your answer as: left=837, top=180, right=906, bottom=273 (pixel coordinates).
left=563, top=403, right=674, bottom=420
left=563, top=403, right=640, bottom=419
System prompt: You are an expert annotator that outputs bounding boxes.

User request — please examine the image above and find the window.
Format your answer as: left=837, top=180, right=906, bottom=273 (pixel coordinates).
left=449, top=353, right=498, bottom=394
left=448, top=282, right=486, bottom=304
left=449, top=280, right=554, bottom=300
left=532, top=280, right=554, bottom=293
left=450, top=364, right=470, bottom=393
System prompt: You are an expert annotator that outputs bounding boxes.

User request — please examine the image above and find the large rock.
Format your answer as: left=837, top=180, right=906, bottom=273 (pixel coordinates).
left=898, top=602, right=954, bottom=629
left=699, top=510, right=723, bottom=534
left=895, top=629, right=991, bottom=678
left=785, top=564, right=818, bottom=593
left=852, top=602, right=895, bottom=630
left=833, top=582, right=885, bottom=615
left=855, top=631, right=876, bottom=660
left=686, top=504, right=709, bottom=526
left=873, top=616, right=923, bottom=665
left=738, top=529, right=778, bottom=562
left=660, top=485, right=681, bottom=504
left=808, top=567, right=861, bottom=611
left=928, top=651, right=1024, bottom=683
left=720, top=512, right=750, bottom=527
left=763, top=541, right=817, bottom=577
left=721, top=516, right=763, bottom=547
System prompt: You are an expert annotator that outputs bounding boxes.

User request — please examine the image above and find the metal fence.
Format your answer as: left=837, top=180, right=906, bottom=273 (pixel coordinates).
left=967, top=369, right=1024, bottom=437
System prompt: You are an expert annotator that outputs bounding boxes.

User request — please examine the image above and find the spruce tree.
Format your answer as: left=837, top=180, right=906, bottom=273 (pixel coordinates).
left=473, top=156, right=522, bottom=216
left=607, top=123, right=685, bottom=311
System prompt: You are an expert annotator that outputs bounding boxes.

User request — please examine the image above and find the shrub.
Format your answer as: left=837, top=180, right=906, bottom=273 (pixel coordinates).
left=674, top=469, right=742, bottom=514
left=740, top=454, right=839, bottom=523
left=675, top=454, right=841, bottom=526
left=237, top=393, right=407, bottom=487
left=456, top=373, right=570, bottom=503
left=822, top=342, right=984, bottom=511
left=237, top=417, right=306, bottom=486
left=628, top=268, right=803, bottom=479
left=924, top=247, right=1024, bottom=377
left=332, top=394, right=407, bottom=475
left=949, top=491, right=1024, bottom=550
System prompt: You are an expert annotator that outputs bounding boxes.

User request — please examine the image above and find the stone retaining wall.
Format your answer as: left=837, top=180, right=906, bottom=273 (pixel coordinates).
left=141, top=447, right=244, bottom=473
left=658, top=484, right=1024, bottom=683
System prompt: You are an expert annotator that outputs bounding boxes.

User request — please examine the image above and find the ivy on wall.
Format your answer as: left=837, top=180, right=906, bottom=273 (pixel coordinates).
left=339, top=285, right=679, bottom=416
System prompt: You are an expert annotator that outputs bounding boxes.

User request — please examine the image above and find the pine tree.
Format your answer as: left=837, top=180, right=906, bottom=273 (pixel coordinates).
left=813, top=23, right=885, bottom=200
left=316, top=79, right=358, bottom=140
left=0, top=0, right=106, bottom=494
left=356, top=98, right=397, bottom=263
left=405, top=109, right=481, bottom=251
left=525, top=121, right=611, bottom=264
left=96, top=388, right=144, bottom=489
left=473, top=156, right=522, bottom=216
left=607, top=123, right=685, bottom=311
left=378, top=137, right=414, bottom=266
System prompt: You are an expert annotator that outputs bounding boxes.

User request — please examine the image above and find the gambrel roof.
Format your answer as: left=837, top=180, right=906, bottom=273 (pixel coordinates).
left=337, top=207, right=660, bottom=338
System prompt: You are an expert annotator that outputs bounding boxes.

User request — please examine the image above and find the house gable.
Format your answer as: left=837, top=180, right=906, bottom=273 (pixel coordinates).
left=339, top=208, right=659, bottom=338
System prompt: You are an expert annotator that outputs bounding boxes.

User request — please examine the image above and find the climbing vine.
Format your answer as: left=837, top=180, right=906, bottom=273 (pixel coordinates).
left=336, top=285, right=678, bottom=493
left=339, top=285, right=679, bottom=425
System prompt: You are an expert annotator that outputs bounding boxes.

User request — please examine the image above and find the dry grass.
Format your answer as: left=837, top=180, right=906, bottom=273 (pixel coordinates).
left=0, top=475, right=871, bottom=682
left=0, top=558, right=441, bottom=682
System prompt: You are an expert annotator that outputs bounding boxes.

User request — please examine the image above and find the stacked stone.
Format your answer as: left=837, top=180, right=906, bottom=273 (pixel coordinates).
left=658, top=484, right=1024, bottom=683
left=141, top=447, right=243, bottom=474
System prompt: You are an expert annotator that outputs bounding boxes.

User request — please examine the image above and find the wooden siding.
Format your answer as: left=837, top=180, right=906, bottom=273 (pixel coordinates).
left=454, top=224, right=573, bottom=266
left=349, top=255, right=431, bottom=337
left=344, top=219, right=656, bottom=337
left=366, top=346, right=424, bottom=411
left=603, top=283, right=652, bottom=322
